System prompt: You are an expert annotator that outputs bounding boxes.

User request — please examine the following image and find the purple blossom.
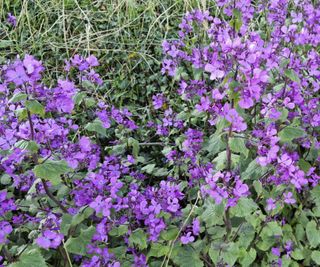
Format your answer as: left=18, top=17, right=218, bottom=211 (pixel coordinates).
left=283, top=192, right=296, bottom=204
left=89, top=196, right=113, bottom=217
left=192, top=218, right=200, bottom=235
left=271, top=247, right=281, bottom=257
left=233, top=180, right=249, bottom=198
left=36, top=230, right=64, bottom=249
left=7, top=13, right=16, bottom=27
left=180, top=232, right=195, bottom=244
left=266, top=198, right=276, bottom=211
left=0, top=221, right=13, bottom=244
left=204, top=63, right=225, bottom=80
left=152, top=93, right=166, bottom=109
left=5, top=65, right=28, bottom=85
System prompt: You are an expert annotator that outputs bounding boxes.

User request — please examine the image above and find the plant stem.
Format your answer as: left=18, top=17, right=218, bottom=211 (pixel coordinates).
left=26, top=97, right=68, bottom=214
left=41, top=179, right=68, bottom=213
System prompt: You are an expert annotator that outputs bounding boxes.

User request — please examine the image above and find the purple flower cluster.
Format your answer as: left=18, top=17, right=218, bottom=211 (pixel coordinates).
left=201, top=170, right=249, bottom=206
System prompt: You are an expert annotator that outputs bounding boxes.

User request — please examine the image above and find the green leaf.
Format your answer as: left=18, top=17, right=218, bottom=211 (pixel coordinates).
left=60, top=214, right=73, bottom=235
left=148, top=243, right=169, bottom=258
left=33, top=160, right=71, bottom=185
left=311, top=186, right=320, bottom=206
left=73, top=92, right=86, bottom=105
left=201, top=199, right=225, bottom=227
left=237, top=224, right=256, bottom=248
left=298, top=159, right=311, bottom=173
left=15, top=108, right=28, bottom=120
left=65, top=226, right=95, bottom=256
left=295, top=224, right=305, bottom=242
left=253, top=180, right=263, bottom=195
left=141, top=164, right=156, bottom=174
left=262, top=221, right=283, bottom=237
left=85, top=119, right=107, bottom=136
left=222, top=242, right=240, bottom=266
left=1, top=173, right=11, bottom=185
left=229, top=137, right=249, bottom=157
left=274, top=83, right=285, bottom=92
left=84, top=97, right=96, bottom=107
left=205, top=133, right=225, bottom=156
left=291, top=249, right=304, bottom=261
left=71, top=207, right=94, bottom=227
left=213, top=151, right=240, bottom=170
left=172, top=246, right=203, bottom=267
left=160, top=226, right=179, bottom=241
left=230, top=9, right=243, bottom=32
left=306, top=220, right=320, bottom=248
left=128, top=137, right=139, bottom=157
left=231, top=198, right=258, bottom=217
left=109, top=225, right=129, bottom=237
left=278, top=126, right=305, bottom=142
left=129, top=229, right=148, bottom=249
left=242, top=158, right=269, bottom=180
left=215, top=118, right=229, bottom=134
left=14, top=140, right=39, bottom=153
left=284, top=69, right=300, bottom=83
left=109, top=246, right=127, bottom=260
left=239, top=248, right=256, bottom=266
left=8, top=92, right=28, bottom=103
left=8, top=248, right=47, bottom=267
left=311, top=251, right=320, bottom=264
left=208, top=245, right=220, bottom=264
left=25, top=100, right=45, bottom=117
left=279, top=108, right=289, bottom=122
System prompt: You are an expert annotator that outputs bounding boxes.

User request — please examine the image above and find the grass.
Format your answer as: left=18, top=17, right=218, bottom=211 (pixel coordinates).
left=0, top=0, right=216, bottom=106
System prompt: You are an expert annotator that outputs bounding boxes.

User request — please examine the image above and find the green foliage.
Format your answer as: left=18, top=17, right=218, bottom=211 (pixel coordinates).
left=284, top=69, right=300, bottom=83
left=278, top=126, right=305, bottom=142
left=172, top=246, right=203, bottom=267
left=8, top=248, right=47, bottom=267
left=65, top=226, right=95, bottom=256
left=25, top=100, right=45, bottom=117
left=8, top=92, right=28, bottom=103
left=306, top=220, right=320, bottom=248
left=14, top=140, right=39, bottom=153
left=85, top=119, right=107, bottom=136
left=129, top=229, right=148, bottom=250
left=33, top=160, right=71, bottom=185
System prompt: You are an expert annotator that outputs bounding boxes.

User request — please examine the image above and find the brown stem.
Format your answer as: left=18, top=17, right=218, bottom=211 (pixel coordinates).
left=41, top=179, right=68, bottom=213
left=27, top=110, right=35, bottom=141
left=225, top=124, right=233, bottom=171
left=26, top=100, right=69, bottom=214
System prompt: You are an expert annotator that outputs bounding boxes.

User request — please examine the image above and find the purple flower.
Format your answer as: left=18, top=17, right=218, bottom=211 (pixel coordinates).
left=222, top=104, right=247, bottom=132
left=283, top=192, right=296, bottom=204
left=86, top=55, right=99, bottom=67
left=7, top=13, right=16, bottom=27
left=233, top=180, right=249, bottom=197
left=152, top=93, right=166, bottom=109
left=180, top=232, right=195, bottom=244
left=0, top=221, right=13, bottom=244
left=89, top=196, right=112, bottom=217
left=192, top=218, right=200, bottom=235
left=36, top=230, right=64, bottom=249
left=284, top=240, right=293, bottom=257
left=204, top=63, right=225, bottom=80
left=272, top=247, right=281, bottom=257
left=5, top=65, right=28, bottom=85
left=266, top=198, right=276, bottom=211
left=195, top=96, right=210, bottom=112
left=79, top=136, right=91, bottom=152
left=161, top=59, right=177, bottom=76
